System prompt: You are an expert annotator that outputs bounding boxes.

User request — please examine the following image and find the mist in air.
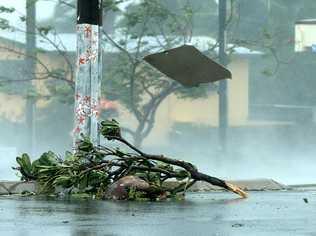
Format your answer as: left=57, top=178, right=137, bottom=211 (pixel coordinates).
left=1, top=0, right=316, bottom=186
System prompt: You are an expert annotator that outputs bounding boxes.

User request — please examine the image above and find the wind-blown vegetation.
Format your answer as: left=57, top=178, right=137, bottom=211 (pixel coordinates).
left=14, top=119, right=247, bottom=200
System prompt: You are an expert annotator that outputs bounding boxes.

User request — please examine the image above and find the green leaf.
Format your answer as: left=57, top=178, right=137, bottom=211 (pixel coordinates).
left=53, top=176, right=73, bottom=188
left=0, top=6, right=15, bottom=13
left=37, top=151, right=59, bottom=166
left=100, top=119, right=121, bottom=138
left=38, top=26, right=52, bottom=36
left=16, top=154, right=33, bottom=179
left=76, top=137, right=94, bottom=152
left=19, top=16, right=26, bottom=22
left=79, top=174, right=89, bottom=190
left=175, top=169, right=189, bottom=181
left=88, top=171, right=107, bottom=187
left=0, top=18, right=10, bottom=30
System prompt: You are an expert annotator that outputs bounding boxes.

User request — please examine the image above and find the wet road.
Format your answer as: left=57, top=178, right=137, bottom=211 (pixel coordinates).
left=0, top=191, right=316, bottom=236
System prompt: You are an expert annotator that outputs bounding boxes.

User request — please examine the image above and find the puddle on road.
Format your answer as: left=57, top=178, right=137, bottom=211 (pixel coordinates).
left=0, top=191, right=315, bottom=236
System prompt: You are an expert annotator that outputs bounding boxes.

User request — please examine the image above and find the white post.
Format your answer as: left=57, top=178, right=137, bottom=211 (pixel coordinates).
left=74, top=0, right=102, bottom=146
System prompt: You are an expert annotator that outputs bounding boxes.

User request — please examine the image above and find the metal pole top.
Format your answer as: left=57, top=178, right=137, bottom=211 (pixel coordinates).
left=77, top=0, right=103, bottom=26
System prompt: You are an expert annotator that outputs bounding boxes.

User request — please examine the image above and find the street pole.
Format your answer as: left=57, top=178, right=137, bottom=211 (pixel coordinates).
left=74, top=0, right=103, bottom=147
left=26, top=0, right=36, bottom=155
left=218, top=0, right=228, bottom=152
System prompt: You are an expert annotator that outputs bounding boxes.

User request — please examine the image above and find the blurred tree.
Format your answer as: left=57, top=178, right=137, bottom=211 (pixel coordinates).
left=102, top=0, right=213, bottom=147
left=161, top=0, right=219, bottom=37
left=4, top=0, right=316, bottom=149
left=229, top=0, right=316, bottom=64
left=0, top=0, right=212, bottom=149
left=229, top=0, right=316, bottom=106
left=0, top=1, right=76, bottom=153
left=39, top=0, right=119, bottom=34
left=0, top=5, right=14, bottom=30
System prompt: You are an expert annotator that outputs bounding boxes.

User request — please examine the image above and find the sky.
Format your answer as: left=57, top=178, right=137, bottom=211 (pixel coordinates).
left=0, top=0, right=139, bottom=29
left=0, top=1, right=258, bottom=55
left=0, top=0, right=56, bottom=28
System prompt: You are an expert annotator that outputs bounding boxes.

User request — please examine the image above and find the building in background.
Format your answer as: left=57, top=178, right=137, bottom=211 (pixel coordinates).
left=0, top=30, right=258, bottom=151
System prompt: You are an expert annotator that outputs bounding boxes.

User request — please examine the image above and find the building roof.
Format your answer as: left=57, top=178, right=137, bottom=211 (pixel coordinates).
left=296, top=19, right=316, bottom=25
left=0, top=30, right=262, bottom=56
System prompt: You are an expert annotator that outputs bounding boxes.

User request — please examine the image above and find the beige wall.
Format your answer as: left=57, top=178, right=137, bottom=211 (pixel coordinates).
left=0, top=93, right=25, bottom=122
left=0, top=39, right=249, bottom=148
left=0, top=41, right=73, bottom=121
left=227, top=58, right=249, bottom=126
left=0, top=41, right=25, bottom=122
left=295, top=23, right=316, bottom=52
left=0, top=41, right=24, bottom=60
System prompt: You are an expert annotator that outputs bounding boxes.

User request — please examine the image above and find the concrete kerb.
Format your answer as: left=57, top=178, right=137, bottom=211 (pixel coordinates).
left=0, top=179, right=289, bottom=196
left=0, top=181, right=37, bottom=195
left=189, top=179, right=288, bottom=192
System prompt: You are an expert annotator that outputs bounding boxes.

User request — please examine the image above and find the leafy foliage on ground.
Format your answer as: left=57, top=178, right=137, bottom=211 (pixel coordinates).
left=14, top=120, right=247, bottom=200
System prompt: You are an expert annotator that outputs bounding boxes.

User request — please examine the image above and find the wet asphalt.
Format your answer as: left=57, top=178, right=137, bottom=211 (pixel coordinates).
left=0, top=191, right=316, bottom=236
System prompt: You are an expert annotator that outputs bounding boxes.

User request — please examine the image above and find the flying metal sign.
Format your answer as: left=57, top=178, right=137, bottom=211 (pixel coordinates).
left=144, top=45, right=232, bottom=87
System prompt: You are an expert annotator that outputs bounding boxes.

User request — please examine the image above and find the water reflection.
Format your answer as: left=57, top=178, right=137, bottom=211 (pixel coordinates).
left=0, top=192, right=315, bottom=236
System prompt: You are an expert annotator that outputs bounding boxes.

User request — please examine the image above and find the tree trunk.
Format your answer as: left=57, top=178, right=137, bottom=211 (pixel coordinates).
left=133, top=131, right=144, bottom=149
left=26, top=0, right=37, bottom=155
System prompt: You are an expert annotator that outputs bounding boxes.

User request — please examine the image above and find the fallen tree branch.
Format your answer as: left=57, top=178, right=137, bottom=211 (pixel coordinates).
left=103, top=135, right=247, bottom=198
left=15, top=120, right=248, bottom=200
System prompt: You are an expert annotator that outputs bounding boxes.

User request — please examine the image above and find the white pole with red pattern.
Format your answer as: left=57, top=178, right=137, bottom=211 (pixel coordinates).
left=74, top=0, right=103, bottom=147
